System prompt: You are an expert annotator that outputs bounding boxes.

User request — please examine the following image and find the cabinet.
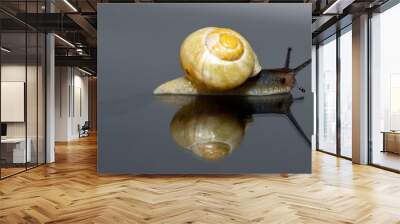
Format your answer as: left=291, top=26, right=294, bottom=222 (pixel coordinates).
left=382, top=131, right=400, bottom=154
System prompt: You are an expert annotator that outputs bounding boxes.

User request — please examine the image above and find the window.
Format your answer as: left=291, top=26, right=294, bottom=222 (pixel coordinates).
left=339, top=28, right=352, bottom=158
left=0, top=2, right=47, bottom=179
left=317, top=35, right=337, bottom=154
left=370, top=3, right=400, bottom=171
left=316, top=25, right=353, bottom=158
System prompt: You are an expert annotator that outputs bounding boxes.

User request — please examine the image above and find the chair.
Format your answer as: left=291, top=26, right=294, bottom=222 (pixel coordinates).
left=78, top=121, right=90, bottom=138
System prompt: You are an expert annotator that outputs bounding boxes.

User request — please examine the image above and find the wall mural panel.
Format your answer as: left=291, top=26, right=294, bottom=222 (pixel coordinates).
left=98, top=3, right=312, bottom=174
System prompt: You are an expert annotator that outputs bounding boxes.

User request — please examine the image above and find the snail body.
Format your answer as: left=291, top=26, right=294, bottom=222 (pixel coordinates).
left=180, top=27, right=261, bottom=91
left=153, top=70, right=295, bottom=96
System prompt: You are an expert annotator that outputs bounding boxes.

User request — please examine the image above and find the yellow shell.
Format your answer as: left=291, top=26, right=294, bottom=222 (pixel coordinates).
left=180, top=27, right=262, bottom=91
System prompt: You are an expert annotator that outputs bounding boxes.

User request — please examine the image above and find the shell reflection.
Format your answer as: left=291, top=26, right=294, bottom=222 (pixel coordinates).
left=162, top=93, right=306, bottom=161
left=170, top=99, right=246, bottom=161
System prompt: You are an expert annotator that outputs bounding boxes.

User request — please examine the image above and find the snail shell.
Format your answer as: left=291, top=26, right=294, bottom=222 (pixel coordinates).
left=180, top=27, right=261, bottom=91
left=170, top=101, right=245, bottom=161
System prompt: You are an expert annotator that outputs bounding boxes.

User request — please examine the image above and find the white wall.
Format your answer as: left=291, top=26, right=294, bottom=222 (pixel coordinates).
left=1, top=64, right=39, bottom=138
left=70, top=72, right=89, bottom=138
left=1, top=65, right=28, bottom=140
left=1, top=65, right=26, bottom=140
left=1, top=63, right=46, bottom=164
left=55, top=66, right=70, bottom=141
left=55, top=66, right=89, bottom=141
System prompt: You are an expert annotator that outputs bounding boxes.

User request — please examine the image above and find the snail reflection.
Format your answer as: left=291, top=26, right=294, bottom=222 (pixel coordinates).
left=154, top=27, right=310, bottom=96
left=159, top=94, right=310, bottom=161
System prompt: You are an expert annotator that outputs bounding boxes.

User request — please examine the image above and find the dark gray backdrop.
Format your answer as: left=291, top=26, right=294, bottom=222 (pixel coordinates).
left=98, top=3, right=312, bottom=174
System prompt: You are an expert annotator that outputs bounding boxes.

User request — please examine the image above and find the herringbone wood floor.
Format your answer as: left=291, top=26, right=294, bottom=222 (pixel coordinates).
left=1, top=135, right=400, bottom=224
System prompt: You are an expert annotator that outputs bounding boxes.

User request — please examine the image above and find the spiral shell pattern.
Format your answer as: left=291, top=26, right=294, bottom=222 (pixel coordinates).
left=180, top=27, right=261, bottom=91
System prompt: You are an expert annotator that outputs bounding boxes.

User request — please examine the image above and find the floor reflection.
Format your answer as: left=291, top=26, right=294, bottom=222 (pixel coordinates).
left=157, top=94, right=310, bottom=161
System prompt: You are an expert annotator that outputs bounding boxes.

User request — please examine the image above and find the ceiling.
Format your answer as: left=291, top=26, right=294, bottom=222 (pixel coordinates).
left=0, top=0, right=390, bottom=74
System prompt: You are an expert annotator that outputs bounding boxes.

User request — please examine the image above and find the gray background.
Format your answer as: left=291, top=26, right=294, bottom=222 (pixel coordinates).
left=98, top=3, right=312, bottom=174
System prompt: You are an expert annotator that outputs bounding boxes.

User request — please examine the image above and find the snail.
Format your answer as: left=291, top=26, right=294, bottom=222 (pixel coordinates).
left=153, top=27, right=311, bottom=96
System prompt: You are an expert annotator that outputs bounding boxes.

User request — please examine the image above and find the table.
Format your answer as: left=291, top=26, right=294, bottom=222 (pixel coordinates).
left=1, top=138, right=32, bottom=163
left=382, top=131, right=400, bottom=154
